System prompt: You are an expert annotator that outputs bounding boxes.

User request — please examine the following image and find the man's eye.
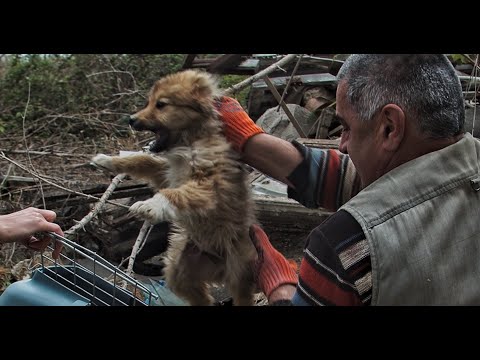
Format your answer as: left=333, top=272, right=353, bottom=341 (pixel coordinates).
left=156, top=101, right=167, bottom=109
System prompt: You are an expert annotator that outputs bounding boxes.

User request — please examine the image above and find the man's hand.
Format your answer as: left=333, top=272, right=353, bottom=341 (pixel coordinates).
left=249, top=224, right=298, bottom=301
left=216, top=97, right=265, bottom=153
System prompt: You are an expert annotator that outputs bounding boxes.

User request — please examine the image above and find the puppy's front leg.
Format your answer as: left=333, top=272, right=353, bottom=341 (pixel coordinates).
left=129, top=181, right=215, bottom=224
left=130, top=192, right=177, bottom=224
left=91, top=153, right=168, bottom=188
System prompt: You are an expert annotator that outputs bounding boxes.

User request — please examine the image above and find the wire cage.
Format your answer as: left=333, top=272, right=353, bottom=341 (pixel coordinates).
left=0, top=232, right=158, bottom=306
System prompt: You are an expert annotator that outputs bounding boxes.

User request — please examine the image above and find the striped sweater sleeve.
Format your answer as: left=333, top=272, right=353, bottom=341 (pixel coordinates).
left=284, top=141, right=372, bottom=306
left=292, top=210, right=372, bottom=306
left=286, top=140, right=361, bottom=211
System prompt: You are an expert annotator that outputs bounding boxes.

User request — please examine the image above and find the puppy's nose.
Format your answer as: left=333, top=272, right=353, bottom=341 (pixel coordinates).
left=128, top=116, right=137, bottom=127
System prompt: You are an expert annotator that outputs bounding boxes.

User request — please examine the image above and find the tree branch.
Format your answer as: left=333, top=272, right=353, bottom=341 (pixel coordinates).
left=126, top=220, right=153, bottom=278
left=224, top=54, right=299, bottom=96
left=65, top=174, right=127, bottom=238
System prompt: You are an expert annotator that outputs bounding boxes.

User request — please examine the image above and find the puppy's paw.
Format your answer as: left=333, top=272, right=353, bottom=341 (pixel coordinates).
left=130, top=193, right=177, bottom=224
left=91, top=154, right=115, bottom=172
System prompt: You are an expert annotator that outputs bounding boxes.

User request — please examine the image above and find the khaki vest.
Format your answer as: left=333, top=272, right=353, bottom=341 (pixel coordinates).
left=341, top=133, right=480, bottom=305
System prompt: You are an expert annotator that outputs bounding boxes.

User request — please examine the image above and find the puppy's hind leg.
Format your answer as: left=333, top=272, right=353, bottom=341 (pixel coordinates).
left=169, top=279, right=214, bottom=307
left=225, top=259, right=256, bottom=306
left=163, top=239, right=220, bottom=306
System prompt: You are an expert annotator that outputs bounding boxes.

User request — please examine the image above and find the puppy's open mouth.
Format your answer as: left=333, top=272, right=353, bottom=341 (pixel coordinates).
left=149, top=129, right=171, bottom=153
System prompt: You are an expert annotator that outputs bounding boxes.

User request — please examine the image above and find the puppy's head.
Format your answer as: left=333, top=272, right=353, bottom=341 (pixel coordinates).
left=130, top=70, right=222, bottom=152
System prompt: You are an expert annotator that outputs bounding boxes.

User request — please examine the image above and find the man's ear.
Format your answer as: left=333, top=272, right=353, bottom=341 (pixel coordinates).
left=379, top=104, right=405, bottom=152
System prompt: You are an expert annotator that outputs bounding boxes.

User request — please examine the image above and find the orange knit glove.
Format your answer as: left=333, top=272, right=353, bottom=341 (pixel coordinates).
left=250, top=224, right=298, bottom=299
left=216, top=96, right=264, bottom=153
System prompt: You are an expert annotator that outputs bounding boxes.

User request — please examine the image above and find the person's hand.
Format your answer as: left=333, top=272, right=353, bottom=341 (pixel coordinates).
left=0, top=207, right=64, bottom=259
left=249, top=224, right=298, bottom=300
left=216, top=96, right=265, bottom=153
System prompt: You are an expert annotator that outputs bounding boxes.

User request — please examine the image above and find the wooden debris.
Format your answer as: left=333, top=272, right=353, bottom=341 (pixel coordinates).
left=315, top=107, right=336, bottom=139
left=263, top=76, right=307, bottom=137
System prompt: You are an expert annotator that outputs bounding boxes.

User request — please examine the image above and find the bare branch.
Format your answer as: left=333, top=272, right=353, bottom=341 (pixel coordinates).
left=64, top=174, right=127, bottom=238
left=276, top=54, right=304, bottom=111
left=86, top=69, right=138, bottom=92
left=19, top=79, right=48, bottom=209
left=224, top=54, right=299, bottom=96
left=126, top=220, right=153, bottom=278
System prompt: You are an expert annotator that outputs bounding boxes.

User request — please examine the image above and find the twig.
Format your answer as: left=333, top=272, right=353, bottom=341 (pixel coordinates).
left=87, top=70, right=136, bottom=81
left=112, top=90, right=143, bottom=97
left=0, top=149, right=90, bottom=158
left=276, top=54, right=304, bottom=112
left=21, top=79, right=32, bottom=157
left=0, top=164, right=13, bottom=189
left=126, top=220, right=153, bottom=279
left=224, top=54, right=299, bottom=96
left=116, top=256, right=130, bottom=270
left=20, top=80, right=46, bottom=209
left=462, top=54, right=480, bottom=71
left=0, top=152, right=129, bottom=210
left=6, top=243, right=16, bottom=266
left=64, top=174, right=127, bottom=238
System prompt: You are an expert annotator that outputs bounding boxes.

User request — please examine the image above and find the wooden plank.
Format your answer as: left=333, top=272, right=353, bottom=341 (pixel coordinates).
left=187, top=58, right=259, bottom=75
left=208, top=54, right=248, bottom=74
left=34, top=183, right=153, bottom=209
left=252, top=73, right=336, bottom=90
left=39, top=188, right=153, bottom=208
left=0, top=175, right=37, bottom=183
left=296, top=138, right=340, bottom=149
left=237, top=58, right=260, bottom=73
left=182, top=54, right=197, bottom=69
left=254, top=194, right=332, bottom=232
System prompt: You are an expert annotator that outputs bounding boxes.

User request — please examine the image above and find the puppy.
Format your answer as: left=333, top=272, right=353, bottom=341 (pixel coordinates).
left=92, top=70, right=257, bottom=305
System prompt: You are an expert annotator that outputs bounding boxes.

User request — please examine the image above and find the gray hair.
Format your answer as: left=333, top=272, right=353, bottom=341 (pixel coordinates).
left=336, top=54, right=465, bottom=138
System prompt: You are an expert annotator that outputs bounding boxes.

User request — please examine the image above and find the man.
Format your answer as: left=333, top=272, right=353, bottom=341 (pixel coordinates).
left=218, top=54, right=475, bottom=305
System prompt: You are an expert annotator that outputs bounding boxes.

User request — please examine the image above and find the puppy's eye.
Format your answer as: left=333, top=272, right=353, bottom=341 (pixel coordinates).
left=156, top=101, right=167, bottom=109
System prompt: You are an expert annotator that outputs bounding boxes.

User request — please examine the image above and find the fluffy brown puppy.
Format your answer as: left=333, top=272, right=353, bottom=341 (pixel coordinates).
left=92, top=70, right=257, bottom=305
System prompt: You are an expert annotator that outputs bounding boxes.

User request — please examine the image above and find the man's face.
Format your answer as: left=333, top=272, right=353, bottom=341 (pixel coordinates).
left=336, top=81, right=384, bottom=188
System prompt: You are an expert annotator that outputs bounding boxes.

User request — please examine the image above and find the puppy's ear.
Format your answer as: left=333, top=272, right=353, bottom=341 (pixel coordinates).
left=191, top=73, right=215, bottom=99
left=191, top=73, right=220, bottom=117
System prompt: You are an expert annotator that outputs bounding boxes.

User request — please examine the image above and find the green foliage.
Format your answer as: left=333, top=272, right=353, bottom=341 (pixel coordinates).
left=219, top=74, right=249, bottom=108
left=0, top=54, right=185, bottom=137
left=450, top=54, right=470, bottom=65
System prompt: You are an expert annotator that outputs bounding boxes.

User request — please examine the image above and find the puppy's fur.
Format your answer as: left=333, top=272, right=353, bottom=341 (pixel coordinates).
left=92, top=70, right=257, bottom=305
